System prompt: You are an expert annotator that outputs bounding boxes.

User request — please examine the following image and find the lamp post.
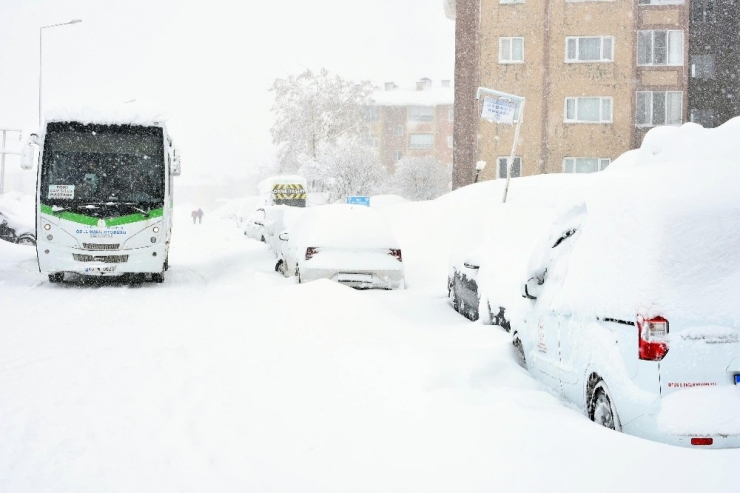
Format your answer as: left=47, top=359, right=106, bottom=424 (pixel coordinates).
left=474, top=160, right=486, bottom=183
left=39, top=19, right=82, bottom=126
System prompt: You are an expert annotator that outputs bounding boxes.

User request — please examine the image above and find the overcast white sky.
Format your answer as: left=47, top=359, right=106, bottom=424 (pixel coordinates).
left=0, top=0, right=454, bottom=181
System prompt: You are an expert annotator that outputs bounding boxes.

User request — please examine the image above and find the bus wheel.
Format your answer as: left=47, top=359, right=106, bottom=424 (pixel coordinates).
left=152, top=272, right=164, bottom=283
left=48, top=272, right=64, bottom=283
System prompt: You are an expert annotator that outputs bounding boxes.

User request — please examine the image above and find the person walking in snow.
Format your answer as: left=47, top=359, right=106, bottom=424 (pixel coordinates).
left=197, top=208, right=204, bottom=224
left=191, top=209, right=198, bottom=224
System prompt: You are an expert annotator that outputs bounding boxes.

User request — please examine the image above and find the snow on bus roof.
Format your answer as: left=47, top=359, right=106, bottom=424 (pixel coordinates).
left=44, top=104, right=169, bottom=127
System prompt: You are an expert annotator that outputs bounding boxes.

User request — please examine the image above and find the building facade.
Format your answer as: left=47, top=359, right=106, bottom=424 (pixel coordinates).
left=459, top=0, right=733, bottom=183
left=365, top=79, right=454, bottom=170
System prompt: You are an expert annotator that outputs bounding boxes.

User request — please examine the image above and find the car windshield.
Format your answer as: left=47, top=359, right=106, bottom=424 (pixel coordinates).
left=40, top=122, right=165, bottom=206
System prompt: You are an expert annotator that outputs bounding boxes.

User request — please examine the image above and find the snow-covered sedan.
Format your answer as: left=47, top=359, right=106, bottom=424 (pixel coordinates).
left=276, top=204, right=404, bottom=289
left=512, top=137, right=740, bottom=448
left=0, top=194, right=36, bottom=246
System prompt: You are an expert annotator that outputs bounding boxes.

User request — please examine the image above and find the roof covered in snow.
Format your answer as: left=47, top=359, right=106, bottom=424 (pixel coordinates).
left=371, top=84, right=453, bottom=107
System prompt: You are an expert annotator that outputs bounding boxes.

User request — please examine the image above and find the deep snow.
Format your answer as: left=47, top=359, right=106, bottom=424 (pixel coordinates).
left=1, top=192, right=739, bottom=492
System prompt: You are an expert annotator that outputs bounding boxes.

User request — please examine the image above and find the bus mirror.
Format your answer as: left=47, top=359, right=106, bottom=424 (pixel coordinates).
left=20, top=140, right=37, bottom=170
left=171, top=149, right=181, bottom=176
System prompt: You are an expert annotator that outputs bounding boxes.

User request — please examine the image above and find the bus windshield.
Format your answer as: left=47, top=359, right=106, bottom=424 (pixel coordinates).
left=41, top=122, right=165, bottom=207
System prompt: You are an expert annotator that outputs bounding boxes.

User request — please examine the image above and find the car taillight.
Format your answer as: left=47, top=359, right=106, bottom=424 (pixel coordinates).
left=389, top=249, right=402, bottom=262
left=305, top=247, right=318, bottom=261
left=638, top=316, right=669, bottom=361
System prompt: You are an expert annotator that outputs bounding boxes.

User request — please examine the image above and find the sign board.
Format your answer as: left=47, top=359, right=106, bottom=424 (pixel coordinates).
left=272, top=183, right=306, bottom=207
left=481, top=96, right=517, bottom=123
left=346, top=196, right=370, bottom=207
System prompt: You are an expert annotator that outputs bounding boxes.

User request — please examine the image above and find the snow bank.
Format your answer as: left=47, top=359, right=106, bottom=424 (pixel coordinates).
left=657, top=386, right=740, bottom=436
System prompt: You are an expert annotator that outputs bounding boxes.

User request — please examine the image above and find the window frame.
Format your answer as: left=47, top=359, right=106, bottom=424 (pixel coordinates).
left=562, top=157, right=611, bottom=173
left=497, top=156, right=522, bottom=179
left=638, top=0, right=684, bottom=5
left=635, top=91, right=683, bottom=127
left=364, top=106, right=379, bottom=122
left=408, top=106, right=434, bottom=123
left=394, top=150, right=403, bottom=162
left=565, top=36, right=614, bottom=63
left=499, top=37, right=525, bottom=64
left=408, top=133, right=434, bottom=150
left=564, top=97, right=613, bottom=123
left=637, top=30, right=684, bottom=67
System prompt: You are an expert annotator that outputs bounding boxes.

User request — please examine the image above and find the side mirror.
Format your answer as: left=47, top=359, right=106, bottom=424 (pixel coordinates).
left=522, top=270, right=546, bottom=300
left=20, top=137, right=38, bottom=170
left=279, top=231, right=289, bottom=241
left=171, top=149, right=181, bottom=176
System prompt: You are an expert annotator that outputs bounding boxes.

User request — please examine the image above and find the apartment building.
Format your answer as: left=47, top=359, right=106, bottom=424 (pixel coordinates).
left=365, top=79, right=454, bottom=169
left=472, top=0, right=691, bottom=182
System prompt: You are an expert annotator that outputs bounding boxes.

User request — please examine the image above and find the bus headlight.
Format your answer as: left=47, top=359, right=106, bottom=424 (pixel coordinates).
left=153, top=226, right=160, bottom=233
left=43, top=223, right=51, bottom=230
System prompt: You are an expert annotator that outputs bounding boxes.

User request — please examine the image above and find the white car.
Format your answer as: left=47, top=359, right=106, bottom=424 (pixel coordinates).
left=243, top=207, right=267, bottom=242
left=512, top=158, right=740, bottom=448
left=276, top=204, right=404, bottom=289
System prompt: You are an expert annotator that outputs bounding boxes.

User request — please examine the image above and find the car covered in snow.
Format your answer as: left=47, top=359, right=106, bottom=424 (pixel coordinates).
left=0, top=193, right=36, bottom=246
left=511, top=122, right=740, bottom=448
left=276, top=204, right=404, bottom=289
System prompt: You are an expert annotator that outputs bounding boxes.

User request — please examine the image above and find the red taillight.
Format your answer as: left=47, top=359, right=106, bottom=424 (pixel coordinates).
left=305, top=247, right=318, bottom=261
left=389, top=249, right=402, bottom=262
left=691, top=437, right=714, bottom=446
left=638, top=316, right=669, bottom=361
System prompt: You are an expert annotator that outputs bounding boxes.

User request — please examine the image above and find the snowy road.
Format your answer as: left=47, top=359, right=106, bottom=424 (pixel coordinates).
left=1, top=206, right=739, bottom=493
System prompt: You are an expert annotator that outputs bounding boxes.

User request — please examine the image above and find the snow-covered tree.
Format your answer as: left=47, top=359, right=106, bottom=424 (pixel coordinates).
left=299, top=136, right=388, bottom=204
left=270, top=69, right=374, bottom=173
left=392, top=156, right=451, bottom=201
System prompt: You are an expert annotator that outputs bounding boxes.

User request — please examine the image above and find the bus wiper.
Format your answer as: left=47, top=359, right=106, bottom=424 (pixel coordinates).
left=106, top=202, right=151, bottom=217
left=51, top=203, right=99, bottom=213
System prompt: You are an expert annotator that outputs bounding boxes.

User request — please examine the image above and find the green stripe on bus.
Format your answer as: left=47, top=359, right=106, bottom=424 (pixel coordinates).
left=40, top=204, right=164, bottom=227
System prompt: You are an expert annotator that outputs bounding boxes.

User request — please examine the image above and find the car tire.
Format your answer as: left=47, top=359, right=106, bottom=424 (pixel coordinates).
left=48, top=272, right=64, bottom=283
left=17, top=234, right=36, bottom=246
left=297, top=270, right=302, bottom=284
left=275, top=259, right=284, bottom=273
left=588, top=378, right=620, bottom=431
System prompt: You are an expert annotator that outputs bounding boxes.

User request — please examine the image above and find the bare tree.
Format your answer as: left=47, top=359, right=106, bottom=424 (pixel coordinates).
left=392, top=156, right=451, bottom=201
left=299, top=136, right=388, bottom=203
left=270, top=69, right=373, bottom=173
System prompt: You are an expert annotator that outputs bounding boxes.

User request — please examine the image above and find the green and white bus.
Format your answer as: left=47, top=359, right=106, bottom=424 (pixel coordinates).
left=22, top=118, right=180, bottom=283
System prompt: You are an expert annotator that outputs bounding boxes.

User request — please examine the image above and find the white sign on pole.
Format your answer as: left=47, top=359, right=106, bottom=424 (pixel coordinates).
left=480, top=96, right=517, bottom=124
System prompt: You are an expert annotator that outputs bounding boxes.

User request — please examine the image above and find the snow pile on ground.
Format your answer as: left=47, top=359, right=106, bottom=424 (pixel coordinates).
left=658, top=386, right=740, bottom=436
left=0, top=191, right=34, bottom=233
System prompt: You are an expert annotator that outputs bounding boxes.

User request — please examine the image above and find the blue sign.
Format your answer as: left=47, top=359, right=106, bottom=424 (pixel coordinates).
left=347, top=196, right=370, bottom=207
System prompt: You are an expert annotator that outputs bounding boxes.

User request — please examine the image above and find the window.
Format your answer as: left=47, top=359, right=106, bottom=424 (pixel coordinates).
left=499, top=37, right=524, bottom=63
left=394, top=150, right=403, bottom=162
left=691, top=55, right=715, bottom=79
left=639, top=0, right=684, bottom=5
left=447, top=136, right=453, bottom=148
left=637, top=30, right=684, bottom=66
left=563, top=157, right=611, bottom=173
left=409, top=134, right=434, bottom=150
left=691, top=0, right=715, bottom=22
left=690, top=108, right=714, bottom=128
left=408, top=106, right=434, bottom=122
left=393, top=125, right=404, bottom=136
left=363, top=137, right=379, bottom=148
left=636, top=91, right=683, bottom=126
left=564, top=97, right=612, bottom=123
left=565, top=37, right=613, bottom=62
left=497, top=157, right=521, bottom=178
left=448, top=109, right=454, bottom=122
left=500, top=0, right=525, bottom=4
left=364, top=106, right=379, bottom=122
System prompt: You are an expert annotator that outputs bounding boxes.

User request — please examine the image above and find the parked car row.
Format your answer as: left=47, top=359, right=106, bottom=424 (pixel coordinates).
left=0, top=198, right=36, bottom=246
left=447, top=123, right=740, bottom=449
left=242, top=203, right=405, bottom=290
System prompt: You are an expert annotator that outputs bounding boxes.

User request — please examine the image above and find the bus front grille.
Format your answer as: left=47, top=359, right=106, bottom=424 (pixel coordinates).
left=73, top=254, right=129, bottom=263
left=82, top=243, right=121, bottom=250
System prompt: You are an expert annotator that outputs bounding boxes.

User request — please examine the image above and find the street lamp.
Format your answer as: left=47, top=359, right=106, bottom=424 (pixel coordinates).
left=39, top=19, right=82, bottom=126
left=474, top=160, right=487, bottom=183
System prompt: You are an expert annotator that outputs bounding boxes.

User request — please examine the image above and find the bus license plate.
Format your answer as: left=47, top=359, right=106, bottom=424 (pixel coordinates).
left=84, top=266, right=116, bottom=274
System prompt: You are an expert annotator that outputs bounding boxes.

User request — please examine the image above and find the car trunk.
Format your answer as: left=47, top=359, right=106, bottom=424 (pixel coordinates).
left=304, top=248, right=401, bottom=272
